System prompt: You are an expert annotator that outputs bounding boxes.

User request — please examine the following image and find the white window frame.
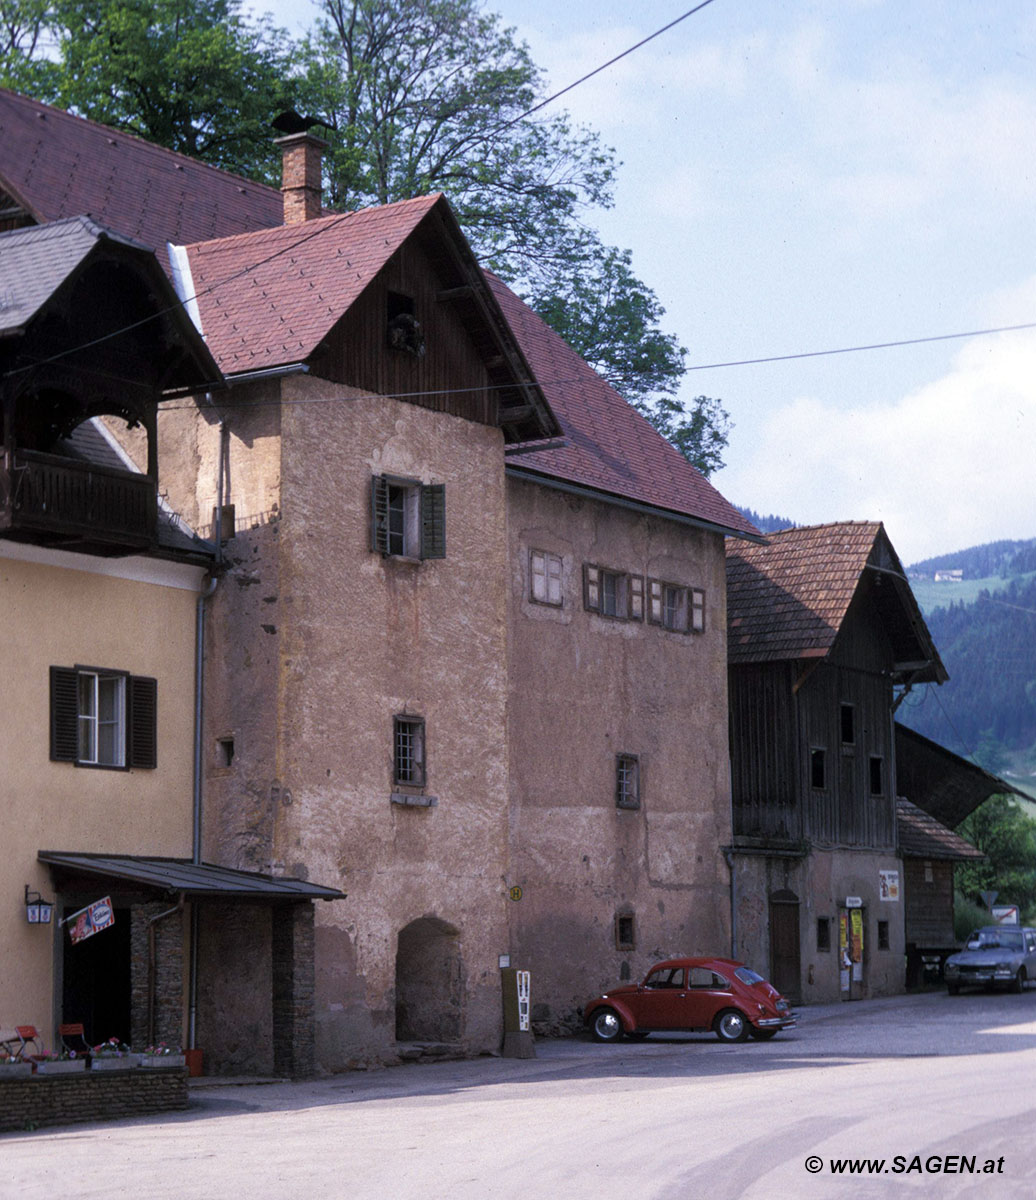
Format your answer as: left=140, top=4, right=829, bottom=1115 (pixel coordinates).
left=77, top=670, right=127, bottom=768
left=648, top=578, right=706, bottom=633
left=530, top=549, right=564, bottom=607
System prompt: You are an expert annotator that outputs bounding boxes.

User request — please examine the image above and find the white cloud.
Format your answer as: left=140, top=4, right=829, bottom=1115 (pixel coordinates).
left=721, top=316, right=1036, bottom=563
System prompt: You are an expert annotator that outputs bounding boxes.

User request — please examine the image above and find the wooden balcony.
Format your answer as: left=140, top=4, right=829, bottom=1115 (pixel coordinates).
left=0, top=448, right=156, bottom=555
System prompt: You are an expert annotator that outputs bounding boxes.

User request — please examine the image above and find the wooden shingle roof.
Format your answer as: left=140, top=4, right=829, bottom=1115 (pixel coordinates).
left=0, top=88, right=281, bottom=268
left=896, top=798, right=984, bottom=861
left=726, top=521, right=946, bottom=682
left=727, top=522, right=883, bottom=661
left=489, top=273, right=759, bottom=538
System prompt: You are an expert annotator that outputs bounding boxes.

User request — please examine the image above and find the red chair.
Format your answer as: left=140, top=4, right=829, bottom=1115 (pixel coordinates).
left=59, top=1023, right=91, bottom=1059
left=13, top=1025, right=44, bottom=1061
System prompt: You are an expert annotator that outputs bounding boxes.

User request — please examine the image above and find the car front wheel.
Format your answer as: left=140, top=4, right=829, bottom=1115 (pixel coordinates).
left=714, top=1009, right=750, bottom=1043
left=1013, top=968, right=1027, bottom=994
left=590, top=1007, right=624, bottom=1043
left=947, top=984, right=959, bottom=995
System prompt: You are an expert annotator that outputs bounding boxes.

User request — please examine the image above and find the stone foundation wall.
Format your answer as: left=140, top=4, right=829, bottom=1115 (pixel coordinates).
left=0, top=1069, right=188, bottom=1133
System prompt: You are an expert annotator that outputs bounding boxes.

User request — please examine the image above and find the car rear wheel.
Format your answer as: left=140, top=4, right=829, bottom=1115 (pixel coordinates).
left=947, top=984, right=959, bottom=995
left=590, top=1007, right=623, bottom=1043
left=749, top=1028, right=777, bottom=1040
left=1013, top=968, right=1027, bottom=994
left=714, top=1009, right=750, bottom=1043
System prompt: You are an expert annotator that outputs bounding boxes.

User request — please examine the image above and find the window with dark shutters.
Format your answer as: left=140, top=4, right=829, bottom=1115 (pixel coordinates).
left=49, top=665, right=157, bottom=769
left=128, top=675, right=158, bottom=769
left=420, top=483, right=446, bottom=559
left=370, top=475, right=445, bottom=560
left=50, top=666, right=79, bottom=762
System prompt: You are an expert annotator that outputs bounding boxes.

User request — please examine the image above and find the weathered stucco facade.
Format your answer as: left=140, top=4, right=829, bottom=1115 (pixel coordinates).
left=731, top=847, right=907, bottom=1004
left=506, top=476, right=733, bottom=1031
left=160, top=375, right=513, bottom=1067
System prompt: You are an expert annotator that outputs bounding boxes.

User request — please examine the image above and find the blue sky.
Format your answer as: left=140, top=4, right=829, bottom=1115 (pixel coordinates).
left=258, top=0, right=1036, bottom=563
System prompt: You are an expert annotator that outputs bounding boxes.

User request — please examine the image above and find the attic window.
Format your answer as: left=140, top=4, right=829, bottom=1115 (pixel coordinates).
left=387, top=291, right=425, bottom=358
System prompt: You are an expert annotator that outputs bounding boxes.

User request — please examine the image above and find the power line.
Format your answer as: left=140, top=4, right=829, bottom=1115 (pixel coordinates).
left=685, top=321, right=1036, bottom=372
left=511, top=1, right=719, bottom=127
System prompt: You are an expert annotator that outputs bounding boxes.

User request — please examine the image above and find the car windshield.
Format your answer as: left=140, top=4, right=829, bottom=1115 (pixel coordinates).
left=966, top=929, right=1024, bottom=951
left=734, top=967, right=765, bottom=985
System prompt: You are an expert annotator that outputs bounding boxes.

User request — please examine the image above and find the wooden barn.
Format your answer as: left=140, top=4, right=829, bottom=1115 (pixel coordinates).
left=726, top=522, right=946, bottom=1003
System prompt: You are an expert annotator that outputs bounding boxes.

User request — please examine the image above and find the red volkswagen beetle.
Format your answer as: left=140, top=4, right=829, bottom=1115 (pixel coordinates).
left=583, top=957, right=795, bottom=1043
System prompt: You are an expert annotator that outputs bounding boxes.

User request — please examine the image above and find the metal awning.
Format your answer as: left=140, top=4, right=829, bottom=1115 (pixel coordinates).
left=38, top=852, right=346, bottom=902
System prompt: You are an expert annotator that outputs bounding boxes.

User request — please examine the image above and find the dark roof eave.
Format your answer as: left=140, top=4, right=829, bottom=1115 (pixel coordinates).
left=506, top=464, right=765, bottom=542
left=38, top=851, right=346, bottom=902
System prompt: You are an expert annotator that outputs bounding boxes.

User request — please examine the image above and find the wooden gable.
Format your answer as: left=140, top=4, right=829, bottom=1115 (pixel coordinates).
left=315, top=231, right=498, bottom=428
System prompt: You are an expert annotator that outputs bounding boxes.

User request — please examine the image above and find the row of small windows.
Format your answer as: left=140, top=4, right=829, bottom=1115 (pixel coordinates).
left=809, top=748, right=885, bottom=794
left=808, top=703, right=886, bottom=794
left=531, top=549, right=706, bottom=634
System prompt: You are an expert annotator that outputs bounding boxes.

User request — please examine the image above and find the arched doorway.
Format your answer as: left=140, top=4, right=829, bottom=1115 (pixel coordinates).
left=768, top=889, right=801, bottom=1001
left=395, top=917, right=463, bottom=1043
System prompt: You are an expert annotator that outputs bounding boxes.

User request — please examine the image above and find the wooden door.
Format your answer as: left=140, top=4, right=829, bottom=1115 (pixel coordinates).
left=769, top=892, right=801, bottom=1001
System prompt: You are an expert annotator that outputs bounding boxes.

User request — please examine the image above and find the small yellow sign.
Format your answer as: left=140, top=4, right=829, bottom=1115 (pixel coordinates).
left=508, top=885, right=523, bottom=902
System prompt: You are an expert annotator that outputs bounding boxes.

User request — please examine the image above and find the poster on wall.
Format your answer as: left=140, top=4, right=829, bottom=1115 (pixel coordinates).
left=850, top=908, right=864, bottom=981
left=839, top=912, right=850, bottom=992
left=879, top=870, right=900, bottom=901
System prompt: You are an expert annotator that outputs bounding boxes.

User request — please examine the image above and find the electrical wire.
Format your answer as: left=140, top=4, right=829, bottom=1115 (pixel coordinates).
left=502, top=1, right=719, bottom=128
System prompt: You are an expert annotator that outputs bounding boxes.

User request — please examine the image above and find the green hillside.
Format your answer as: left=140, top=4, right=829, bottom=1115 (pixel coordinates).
left=898, top=538, right=1036, bottom=776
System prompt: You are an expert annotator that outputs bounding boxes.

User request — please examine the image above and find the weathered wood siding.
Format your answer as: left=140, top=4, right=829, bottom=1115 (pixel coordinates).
left=904, top=858, right=956, bottom=946
left=731, top=590, right=898, bottom=849
left=729, top=661, right=800, bottom=839
left=318, top=238, right=497, bottom=427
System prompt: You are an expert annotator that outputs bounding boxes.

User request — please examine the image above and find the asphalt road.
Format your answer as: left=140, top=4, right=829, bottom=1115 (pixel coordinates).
left=4, top=988, right=1036, bottom=1200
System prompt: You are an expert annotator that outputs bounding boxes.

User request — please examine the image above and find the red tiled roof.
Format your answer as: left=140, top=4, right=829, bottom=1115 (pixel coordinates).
left=726, top=521, right=885, bottom=661
left=184, top=197, right=440, bottom=373
left=0, top=88, right=281, bottom=268
left=896, top=797, right=984, bottom=861
left=488, top=273, right=759, bottom=537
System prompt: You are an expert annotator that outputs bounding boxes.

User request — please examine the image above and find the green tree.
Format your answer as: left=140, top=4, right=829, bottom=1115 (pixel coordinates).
left=297, top=0, right=612, bottom=282
left=957, top=795, right=1036, bottom=918
left=530, top=241, right=730, bottom=473
left=0, top=0, right=61, bottom=93
left=297, top=0, right=727, bottom=468
left=18, top=0, right=296, bottom=180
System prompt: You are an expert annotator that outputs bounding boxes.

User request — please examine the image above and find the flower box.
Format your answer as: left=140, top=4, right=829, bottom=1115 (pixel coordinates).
left=139, top=1054, right=186, bottom=1069
left=90, top=1054, right=139, bottom=1071
left=35, top=1059, right=87, bottom=1075
left=0, top=1062, right=33, bottom=1077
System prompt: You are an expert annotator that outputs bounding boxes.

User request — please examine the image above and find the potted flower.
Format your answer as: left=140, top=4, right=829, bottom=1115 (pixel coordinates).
left=90, top=1038, right=138, bottom=1071
left=139, top=1042, right=186, bottom=1069
left=33, top=1049, right=87, bottom=1075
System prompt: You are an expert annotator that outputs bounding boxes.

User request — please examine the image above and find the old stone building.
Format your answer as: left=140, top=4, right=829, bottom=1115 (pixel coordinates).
left=493, top=279, right=754, bottom=1031
left=1, top=88, right=758, bottom=1068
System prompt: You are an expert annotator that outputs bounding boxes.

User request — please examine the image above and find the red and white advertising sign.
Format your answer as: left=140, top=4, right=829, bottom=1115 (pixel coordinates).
left=67, top=897, right=115, bottom=944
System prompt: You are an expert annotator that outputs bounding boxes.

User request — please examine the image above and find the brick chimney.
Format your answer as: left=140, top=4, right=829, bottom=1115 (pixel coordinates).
left=274, top=131, right=328, bottom=224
